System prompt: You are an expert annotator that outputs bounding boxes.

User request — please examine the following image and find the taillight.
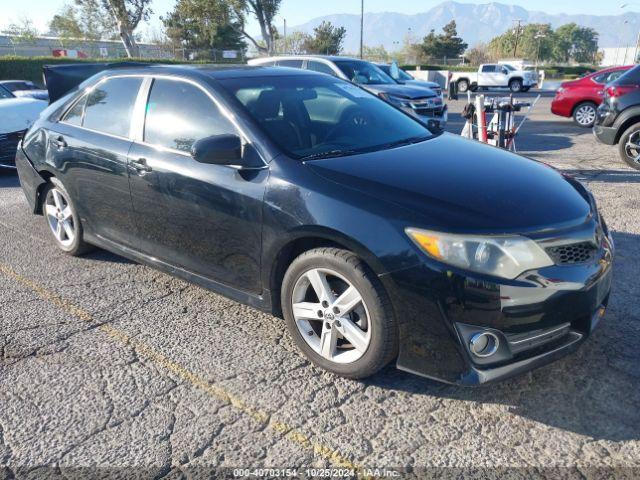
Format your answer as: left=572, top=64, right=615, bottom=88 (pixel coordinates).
left=605, top=85, right=638, bottom=98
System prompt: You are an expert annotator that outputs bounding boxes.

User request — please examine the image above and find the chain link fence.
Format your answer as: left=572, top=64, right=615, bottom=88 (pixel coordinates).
left=0, top=35, right=245, bottom=62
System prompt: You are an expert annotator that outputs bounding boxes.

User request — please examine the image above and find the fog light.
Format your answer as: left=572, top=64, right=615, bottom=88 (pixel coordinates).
left=469, top=332, right=499, bottom=358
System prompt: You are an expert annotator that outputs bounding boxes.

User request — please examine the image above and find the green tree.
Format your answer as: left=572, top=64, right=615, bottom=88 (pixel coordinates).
left=230, top=0, right=282, bottom=55
left=85, top=0, right=153, bottom=57
left=162, top=0, right=246, bottom=54
left=363, top=45, right=391, bottom=62
left=420, top=20, right=467, bottom=60
left=274, top=30, right=311, bottom=55
left=49, top=1, right=116, bottom=43
left=302, top=21, right=347, bottom=55
left=553, top=23, right=599, bottom=63
left=5, top=17, right=39, bottom=44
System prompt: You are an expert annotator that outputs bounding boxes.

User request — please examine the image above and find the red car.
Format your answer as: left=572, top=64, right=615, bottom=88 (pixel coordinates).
left=551, top=65, right=633, bottom=127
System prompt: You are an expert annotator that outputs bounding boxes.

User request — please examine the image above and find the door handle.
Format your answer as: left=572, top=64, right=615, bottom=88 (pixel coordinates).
left=130, top=157, right=152, bottom=173
left=52, top=136, right=67, bottom=149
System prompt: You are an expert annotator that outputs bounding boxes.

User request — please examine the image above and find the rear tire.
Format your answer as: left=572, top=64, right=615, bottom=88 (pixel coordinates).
left=573, top=102, right=597, bottom=128
left=42, top=177, right=92, bottom=256
left=281, top=248, right=398, bottom=379
left=457, top=79, right=469, bottom=93
left=618, top=122, right=640, bottom=171
left=509, top=78, right=523, bottom=93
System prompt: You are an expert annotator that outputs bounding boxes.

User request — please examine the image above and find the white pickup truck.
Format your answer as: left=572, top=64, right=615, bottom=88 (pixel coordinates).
left=450, top=64, right=538, bottom=93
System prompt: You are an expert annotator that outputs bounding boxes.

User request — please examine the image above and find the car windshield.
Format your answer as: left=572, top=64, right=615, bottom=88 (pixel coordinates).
left=3, top=81, right=38, bottom=92
left=378, top=65, right=414, bottom=81
left=334, top=60, right=396, bottom=85
left=616, top=65, right=640, bottom=85
left=219, top=74, right=433, bottom=160
left=0, top=85, right=14, bottom=99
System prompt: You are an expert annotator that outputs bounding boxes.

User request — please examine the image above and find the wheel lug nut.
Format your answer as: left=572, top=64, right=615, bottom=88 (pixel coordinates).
left=333, top=307, right=340, bottom=314
left=317, top=310, right=323, bottom=318
left=322, top=301, right=329, bottom=308
left=325, top=322, right=331, bottom=329
left=335, top=320, right=341, bottom=328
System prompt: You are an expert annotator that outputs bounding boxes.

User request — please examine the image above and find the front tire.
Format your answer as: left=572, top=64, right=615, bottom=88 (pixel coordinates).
left=573, top=102, right=597, bottom=128
left=509, top=79, right=523, bottom=93
left=42, top=178, right=92, bottom=256
left=281, top=248, right=398, bottom=379
left=619, top=122, right=640, bottom=171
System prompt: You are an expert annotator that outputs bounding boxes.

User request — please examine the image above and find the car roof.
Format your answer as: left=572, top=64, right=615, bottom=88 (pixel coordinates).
left=253, top=55, right=364, bottom=63
left=95, top=63, right=324, bottom=80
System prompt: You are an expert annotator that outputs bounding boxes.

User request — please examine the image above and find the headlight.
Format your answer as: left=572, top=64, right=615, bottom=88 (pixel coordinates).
left=405, top=228, right=554, bottom=279
left=381, top=93, right=411, bottom=108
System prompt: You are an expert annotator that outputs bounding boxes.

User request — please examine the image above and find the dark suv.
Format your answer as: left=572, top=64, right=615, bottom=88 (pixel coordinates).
left=593, top=64, right=640, bottom=170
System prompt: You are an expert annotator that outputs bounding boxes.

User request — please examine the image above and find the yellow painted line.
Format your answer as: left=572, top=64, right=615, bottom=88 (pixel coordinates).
left=0, top=262, right=362, bottom=473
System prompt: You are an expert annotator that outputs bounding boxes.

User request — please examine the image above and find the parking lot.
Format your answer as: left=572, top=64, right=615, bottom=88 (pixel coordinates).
left=1, top=92, right=639, bottom=477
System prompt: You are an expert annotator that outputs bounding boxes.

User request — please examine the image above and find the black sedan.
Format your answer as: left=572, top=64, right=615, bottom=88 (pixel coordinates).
left=16, top=65, right=613, bottom=384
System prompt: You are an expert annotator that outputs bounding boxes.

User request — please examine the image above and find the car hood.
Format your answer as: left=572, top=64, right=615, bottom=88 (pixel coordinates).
left=406, top=79, right=440, bottom=90
left=363, top=83, right=437, bottom=99
left=306, top=133, right=591, bottom=233
left=0, top=97, right=48, bottom=134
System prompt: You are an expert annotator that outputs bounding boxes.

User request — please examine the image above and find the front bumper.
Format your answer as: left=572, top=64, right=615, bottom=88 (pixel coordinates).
left=381, top=224, right=614, bottom=385
left=414, top=106, right=448, bottom=131
left=0, top=130, right=26, bottom=169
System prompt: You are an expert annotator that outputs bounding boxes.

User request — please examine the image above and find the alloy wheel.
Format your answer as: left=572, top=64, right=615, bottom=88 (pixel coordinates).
left=45, top=188, right=76, bottom=248
left=575, top=105, right=596, bottom=126
left=625, top=130, right=640, bottom=167
left=291, top=268, right=371, bottom=364
left=510, top=80, right=522, bottom=92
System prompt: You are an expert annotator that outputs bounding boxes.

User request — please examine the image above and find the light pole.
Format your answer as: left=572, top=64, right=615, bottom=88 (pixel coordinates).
left=535, top=32, right=547, bottom=68
left=360, top=0, right=364, bottom=59
left=283, top=18, right=287, bottom=55
left=513, top=19, right=523, bottom=58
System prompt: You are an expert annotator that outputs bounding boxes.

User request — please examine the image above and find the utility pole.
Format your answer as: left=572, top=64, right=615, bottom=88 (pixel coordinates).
left=283, top=18, right=287, bottom=55
left=513, top=19, right=522, bottom=58
left=634, top=30, right=640, bottom=64
left=360, top=0, right=364, bottom=59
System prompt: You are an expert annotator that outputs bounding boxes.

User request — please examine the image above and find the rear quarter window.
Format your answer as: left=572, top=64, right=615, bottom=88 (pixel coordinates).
left=617, top=65, right=640, bottom=85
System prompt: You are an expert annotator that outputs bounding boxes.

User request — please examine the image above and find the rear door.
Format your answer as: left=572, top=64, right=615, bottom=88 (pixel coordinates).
left=127, top=77, right=268, bottom=292
left=48, top=76, right=143, bottom=246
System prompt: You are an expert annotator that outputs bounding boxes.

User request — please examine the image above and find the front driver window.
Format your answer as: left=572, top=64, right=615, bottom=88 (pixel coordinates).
left=144, top=79, right=236, bottom=153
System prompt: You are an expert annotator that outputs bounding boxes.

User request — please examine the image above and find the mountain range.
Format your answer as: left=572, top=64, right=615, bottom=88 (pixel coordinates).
left=285, top=1, right=640, bottom=54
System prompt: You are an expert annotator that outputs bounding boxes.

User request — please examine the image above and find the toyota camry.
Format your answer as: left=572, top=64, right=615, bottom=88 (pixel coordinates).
left=16, top=64, right=613, bottom=384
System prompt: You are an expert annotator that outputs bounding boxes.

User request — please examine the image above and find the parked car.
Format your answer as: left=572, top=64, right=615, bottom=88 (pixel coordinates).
left=17, top=64, right=613, bottom=385
left=551, top=66, right=632, bottom=127
left=594, top=65, right=640, bottom=170
left=375, top=63, right=443, bottom=98
left=248, top=55, right=447, bottom=131
left=0, top=84, right=47, bottom=169
left=450, top=63, right=538, bottom=93
left=0, top=80, right=49, bottom=101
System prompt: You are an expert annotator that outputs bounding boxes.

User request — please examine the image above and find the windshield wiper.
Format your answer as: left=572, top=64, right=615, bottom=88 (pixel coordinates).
left=299, top=149, right=358, bottom=161
left=371, top=135, right=431, bottom=151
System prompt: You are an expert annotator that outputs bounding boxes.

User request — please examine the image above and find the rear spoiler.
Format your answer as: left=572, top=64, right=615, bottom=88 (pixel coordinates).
left=43, top=62, right=148, bottom=103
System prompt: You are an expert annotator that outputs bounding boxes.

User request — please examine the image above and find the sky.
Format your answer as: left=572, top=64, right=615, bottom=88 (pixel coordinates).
left=1, top=0, right=637, bottom=38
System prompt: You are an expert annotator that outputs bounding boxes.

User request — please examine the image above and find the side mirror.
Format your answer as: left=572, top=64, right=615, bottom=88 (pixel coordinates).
left=191, top=134, right=242, bottom=165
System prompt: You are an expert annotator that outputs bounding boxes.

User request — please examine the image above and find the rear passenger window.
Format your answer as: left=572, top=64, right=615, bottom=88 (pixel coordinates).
left=307, top=61, right=336, bottom=76
left=62, top=95, right=87, bottom=126
left=144, top=79, right=236, bottom=153
left=278, top=59, right=304, bottom=68
left=481, top=65, right=496, bottom=73
left=82, top=77, right=142, bottom=137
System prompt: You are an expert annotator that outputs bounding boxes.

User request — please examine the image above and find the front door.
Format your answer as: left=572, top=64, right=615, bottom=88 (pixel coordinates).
left=127, top=77, right=267, bottom=293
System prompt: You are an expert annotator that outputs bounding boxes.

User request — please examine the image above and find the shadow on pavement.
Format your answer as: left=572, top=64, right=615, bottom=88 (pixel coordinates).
left=565, top=169, right=640, bottom=184
left=368, top=230, right=640, bottom=443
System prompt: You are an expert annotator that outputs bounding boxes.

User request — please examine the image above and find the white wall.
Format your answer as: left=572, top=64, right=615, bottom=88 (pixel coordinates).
left=600, top=47, right=638, bottom=66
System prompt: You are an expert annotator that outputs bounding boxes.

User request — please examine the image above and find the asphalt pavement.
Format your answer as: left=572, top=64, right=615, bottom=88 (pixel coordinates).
left=1, top=94, right=639, bottom=478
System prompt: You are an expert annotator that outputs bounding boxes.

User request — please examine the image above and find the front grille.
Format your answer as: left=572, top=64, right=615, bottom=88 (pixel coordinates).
left=0, top=130, right=26, bottom=165
left=546, top=242, right=597, bottom=265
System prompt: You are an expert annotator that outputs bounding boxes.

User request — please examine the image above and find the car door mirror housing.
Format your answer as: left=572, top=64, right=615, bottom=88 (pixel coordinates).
left=191, top=134, right=242, bottom=165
